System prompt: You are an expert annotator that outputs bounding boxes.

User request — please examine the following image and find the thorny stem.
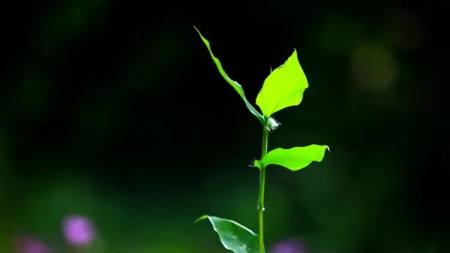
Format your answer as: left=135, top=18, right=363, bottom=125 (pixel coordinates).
left=258, top=120, right=269, bottom=253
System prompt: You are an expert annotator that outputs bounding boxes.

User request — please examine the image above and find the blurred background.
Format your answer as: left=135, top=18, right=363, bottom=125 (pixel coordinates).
left=1, top=0, right=448, bottom=252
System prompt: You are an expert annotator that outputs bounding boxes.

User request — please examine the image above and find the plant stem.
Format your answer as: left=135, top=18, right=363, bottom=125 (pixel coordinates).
left=258, top=122, right=269, bottom=253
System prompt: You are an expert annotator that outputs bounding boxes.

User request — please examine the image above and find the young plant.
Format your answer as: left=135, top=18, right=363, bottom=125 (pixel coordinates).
left=194, top=27, right=329, bottom=253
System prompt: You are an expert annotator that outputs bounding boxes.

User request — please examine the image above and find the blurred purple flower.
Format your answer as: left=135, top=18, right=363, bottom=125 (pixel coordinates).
left=62, top=215, right=95, bottom=247
left=16, top=237, right=51, bottom=253
left=270, top=239, right=309, bottom=253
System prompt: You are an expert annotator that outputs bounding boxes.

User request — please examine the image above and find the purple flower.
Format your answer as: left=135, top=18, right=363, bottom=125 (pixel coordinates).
left=270, top=239, right=309, bottom=253
left=62, top=215, right=95, bottom=247
left=16, top=237, right=51, bottom=253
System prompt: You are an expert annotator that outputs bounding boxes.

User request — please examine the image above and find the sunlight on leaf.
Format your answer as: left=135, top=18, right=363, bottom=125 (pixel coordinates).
left=254, top=145, right=329, bottom=171
left=256, top=50, right=308, bottom=117
left=196, top=215, right=259, bottom=253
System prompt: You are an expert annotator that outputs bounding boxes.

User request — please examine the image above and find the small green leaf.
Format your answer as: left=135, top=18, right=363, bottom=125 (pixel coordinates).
left=196, top=215, right=259, bottom=253
left=194, top=27, right=265, bottom=124
left=254, top=145, right=329, bottom=171
left=256, top=50, right=308, bottom=117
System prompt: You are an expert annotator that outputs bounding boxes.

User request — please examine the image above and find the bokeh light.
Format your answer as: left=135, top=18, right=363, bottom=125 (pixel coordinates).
left=270, top=239, right=308, bottom=253
left=16, top=237, right=50, bottom=253
left=350, top=43, right=397, bottom=93
left=62, top=215, right=95, bottom=247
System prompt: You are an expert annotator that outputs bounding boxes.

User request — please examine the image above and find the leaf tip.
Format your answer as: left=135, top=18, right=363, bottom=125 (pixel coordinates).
left=193, top=25, right=201, bottom=34
left=194, top=215, right=209, bottom=223
left=288, top=48, right=298, bottom=61
left=193, top=26, right=209, bottom=47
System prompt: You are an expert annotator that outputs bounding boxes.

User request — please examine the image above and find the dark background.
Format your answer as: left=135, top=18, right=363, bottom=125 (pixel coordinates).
left=1, top=0, right=449, bottom=252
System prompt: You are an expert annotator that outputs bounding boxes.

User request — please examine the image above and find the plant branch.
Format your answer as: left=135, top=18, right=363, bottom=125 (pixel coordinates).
left=258, top=120, right=269, bottom=253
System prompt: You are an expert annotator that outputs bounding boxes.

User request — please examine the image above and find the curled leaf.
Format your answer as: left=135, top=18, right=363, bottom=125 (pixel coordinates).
left=195, top=27, right=265, bottom=124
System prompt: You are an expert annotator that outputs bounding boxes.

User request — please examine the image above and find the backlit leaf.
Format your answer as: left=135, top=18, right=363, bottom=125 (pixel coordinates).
left=256, top=50, right=308, bottom=117
left=254, top=145, right=329, bottom=171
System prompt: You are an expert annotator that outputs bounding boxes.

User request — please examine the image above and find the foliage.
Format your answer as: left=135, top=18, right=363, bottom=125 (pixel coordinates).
left=196, top=215, right=259, bottom=253
left=195, top=27, right=329, bottom=253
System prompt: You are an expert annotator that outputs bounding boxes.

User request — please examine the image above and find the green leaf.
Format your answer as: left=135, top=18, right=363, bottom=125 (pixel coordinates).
left=256, top=50, right=308, bottom=117
left=194, top=27, right=265, bottom=124
left=196, top=215, right=259, bottom=253
left=254, top=145, right=329, bottom=171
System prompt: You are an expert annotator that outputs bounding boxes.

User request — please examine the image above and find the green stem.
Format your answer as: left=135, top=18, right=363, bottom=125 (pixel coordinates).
left=258, top=122, right=269, bottom=253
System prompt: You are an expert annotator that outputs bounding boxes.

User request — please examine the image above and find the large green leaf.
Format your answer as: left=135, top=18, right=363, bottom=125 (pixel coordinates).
left=194, top=27, right=265, bottom=124
left=196, top=215, right=259, bottom=253
left=254, top=145, right=329, bottom=171
left=256, top=50, right=308, bottom=117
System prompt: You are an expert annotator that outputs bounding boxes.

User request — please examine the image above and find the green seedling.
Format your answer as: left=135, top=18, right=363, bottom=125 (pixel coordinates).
left=194, top=27, right=329, bottom=253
